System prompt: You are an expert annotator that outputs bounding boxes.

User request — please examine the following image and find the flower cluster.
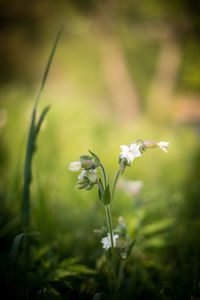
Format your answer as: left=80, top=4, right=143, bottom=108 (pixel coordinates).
left=69, top=153, right=100, bottom=190
left=69, top=139, right=169, bottom=251
left=119, top=140, right=169, bottom=174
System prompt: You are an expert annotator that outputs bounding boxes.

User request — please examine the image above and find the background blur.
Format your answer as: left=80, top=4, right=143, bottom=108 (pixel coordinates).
left=0, top=1, right=200, bottom=299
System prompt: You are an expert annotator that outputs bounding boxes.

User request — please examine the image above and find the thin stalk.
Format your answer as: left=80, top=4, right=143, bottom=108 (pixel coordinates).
left=117, top=260, right=126, bottom=292
left=111, top=168, right=120, bottom=209
left=100, top=163, right=107, bottom=188
left=105, top=205, right=117, bottom=293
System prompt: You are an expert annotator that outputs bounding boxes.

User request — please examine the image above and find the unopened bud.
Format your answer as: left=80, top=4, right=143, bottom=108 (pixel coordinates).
left=76, top=177, right=89, bottom=189
left=143, top=141, right=157, bottom=149
left=87, top=170, right=98, bottom=183
left=81, top=159, right=95, bottom=170
left=120, top=252, right=127, bottom=260
left=119, top=159, right=127, bottom=175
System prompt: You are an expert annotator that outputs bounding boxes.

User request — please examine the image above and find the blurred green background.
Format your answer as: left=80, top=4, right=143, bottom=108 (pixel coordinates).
left=0, top=0, right=200, bottom=299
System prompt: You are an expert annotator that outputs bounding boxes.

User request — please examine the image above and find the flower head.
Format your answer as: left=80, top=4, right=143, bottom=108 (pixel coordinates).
left=69, top=161, right=81, bottom=172
left=120, top=143, right=142, bottom=164
left=143, top=140, right=169, bottom=153
left=157, top=141, right=170, bottom=153
left=101, top=233, right=119, bottom=250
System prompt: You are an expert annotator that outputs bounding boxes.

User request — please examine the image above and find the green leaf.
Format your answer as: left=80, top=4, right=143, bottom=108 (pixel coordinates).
left=126, top=239, right=136, bottom=258
left=68, top=264, right=96, bottom=275
left=48, top=269, right=74, bottom=281
left=26, top=231, right=40, bottom=236
left=35, top=105, right=51, bottom=136
left=103, top=184, right=111, bottom=206
left=59, top=257, right=80, bottom=268
left=93, top=293, right=101, bottom=300
left=34, top=27, right=64, bottom=109
left=98, top=178, right=104, bottom=201
left=88, top=150, right=100, bottom=164
left=10, top=233, right=24, bottom=262
left=141, top=219, right=173, bottom=236
left=33, top=245, right=50, bottom=262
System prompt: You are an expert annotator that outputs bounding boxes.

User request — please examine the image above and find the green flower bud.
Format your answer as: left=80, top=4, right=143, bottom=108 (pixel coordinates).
left=87, top=170, right=98, bottom=183
left=76, top=177, right=89, bottom=189
left=81, top=159, right=95, bottom=170
left=119, top=158, right=128, bottom=175
left=143, top=141, right=157, bottom=149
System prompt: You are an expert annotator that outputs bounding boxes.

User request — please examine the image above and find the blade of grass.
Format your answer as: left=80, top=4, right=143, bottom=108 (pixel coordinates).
left=21, top=27, right=63, bottom=266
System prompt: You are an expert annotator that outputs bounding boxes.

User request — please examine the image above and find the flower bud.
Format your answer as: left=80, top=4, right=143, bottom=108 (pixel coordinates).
left=87, top=170, right=98, bottom=183
left=120, top=252, right=127, bottom=260
left=119, top=159, right=127, bottom=175
left=143, top=141, right=157, bottom=149
left=76, top=177, right=89, bottom=189
left=81, top=159, right=95, bottom=170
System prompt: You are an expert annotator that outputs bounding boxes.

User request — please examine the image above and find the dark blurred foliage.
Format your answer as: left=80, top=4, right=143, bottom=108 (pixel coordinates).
left=0, top=0, right=200, bottom=85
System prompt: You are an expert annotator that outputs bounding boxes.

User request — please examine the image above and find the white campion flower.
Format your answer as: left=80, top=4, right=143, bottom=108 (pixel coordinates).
left=78, top=168, right=97, bottom=180
left=101, top=233, right=119, bottom=250
left=69, top=161, right=81, bottom=172
left=157, top=142, right=170, bottom=153
left=120, top=143, right=142, bottom=164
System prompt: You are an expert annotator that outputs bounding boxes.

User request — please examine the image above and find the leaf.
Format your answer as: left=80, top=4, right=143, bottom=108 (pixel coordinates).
left=10, top=233, right=24, bottom=262
left=59, top=257, right=80, bottom=268
left=22, top=28, right=63, bottom=229
left=67, top=264, right=96, bottom=275
left=93, top=293, right=101, bottom=300
left=145, top=236, right=166, bottom=248
left=26, top=231, right=40, bottom=236
left=34, top=27, right=64, bottom=109
left=141, top=219, right=173, bottom=236
left=33, top=245, right=50, bottom=262
left=35, top=105, right=51, bottom=136
left=98, top=178, right=104, bottom=201
left=126, top=239, right=136, bottom=258
left=103, top=184, right=111, bottom=206
left=88, top=150, right=100, bottom=164
left=48, top=269, right=75, bottom=281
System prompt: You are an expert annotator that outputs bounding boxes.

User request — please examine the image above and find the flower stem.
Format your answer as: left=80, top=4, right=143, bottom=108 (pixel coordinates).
left=100, top=163, right=107, bottom=188
left=111, top=168, right=120, bottom=209
left=105, top=204, right=117, bottom=294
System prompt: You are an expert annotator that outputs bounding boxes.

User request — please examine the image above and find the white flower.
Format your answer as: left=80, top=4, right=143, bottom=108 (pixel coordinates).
left=157, top=142, right=169, bottom=153
left=101, top=233, right=119, bottom=250
left=69, top=161, right=81, bottom=171
left=120, top=143, right=142, bottom=163
left=78, top=168, right=97, bottom=180
left=78, top=170, right=87, bottom=179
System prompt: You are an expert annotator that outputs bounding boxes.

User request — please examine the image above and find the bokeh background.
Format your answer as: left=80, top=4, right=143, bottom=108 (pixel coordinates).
left=0, top=1, right=200, bottom=299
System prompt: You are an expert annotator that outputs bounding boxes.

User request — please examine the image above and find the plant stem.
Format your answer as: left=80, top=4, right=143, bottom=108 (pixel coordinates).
left=111, top=168, right=120, bottom=209
left=100, top=163, right=107, bottom=188
left=117, top=259, right=125, bottom=292
left=105, top=205, right=117, bottom=294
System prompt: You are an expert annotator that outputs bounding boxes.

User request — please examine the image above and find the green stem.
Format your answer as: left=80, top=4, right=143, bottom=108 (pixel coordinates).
left=105, top=205, right=117, bottom=294
left=117, top=260, right=125, bottom=292
left=111, top=168, right=120, bottom=209
left=100, top=163, right=107, bottom=188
